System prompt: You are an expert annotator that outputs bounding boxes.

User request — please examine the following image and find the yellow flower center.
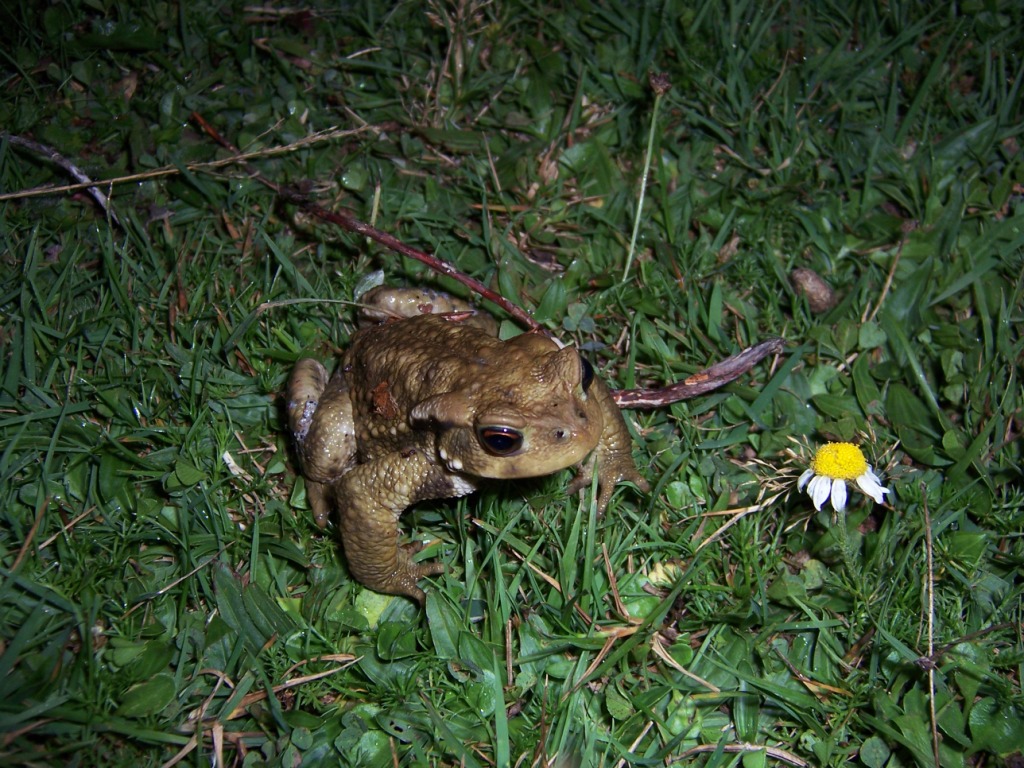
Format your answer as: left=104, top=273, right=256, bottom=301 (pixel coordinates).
left=810, top=442, right=868, bottom=481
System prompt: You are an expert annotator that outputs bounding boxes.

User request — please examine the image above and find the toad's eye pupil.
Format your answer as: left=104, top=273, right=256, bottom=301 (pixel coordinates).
left=477, top=426, right=524, bottom=455
left=580, top=357, right=594, bottom=392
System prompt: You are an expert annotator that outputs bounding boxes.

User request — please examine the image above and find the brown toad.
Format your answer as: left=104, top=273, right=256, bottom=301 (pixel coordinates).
left=286, top=287, right=648, bottom=603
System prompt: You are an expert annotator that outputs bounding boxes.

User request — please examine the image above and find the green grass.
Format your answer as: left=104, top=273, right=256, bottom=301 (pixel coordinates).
left=1, top=0, right=1022, bottom=765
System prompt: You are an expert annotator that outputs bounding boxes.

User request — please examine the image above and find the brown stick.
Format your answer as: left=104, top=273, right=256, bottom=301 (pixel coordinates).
left=296, top=202, right=538, bottom=329
left=190, top=113, right=538, bottom=328
left=3, top=133, right=122, bottom=227
left=610, top=337, right=785, bottom=408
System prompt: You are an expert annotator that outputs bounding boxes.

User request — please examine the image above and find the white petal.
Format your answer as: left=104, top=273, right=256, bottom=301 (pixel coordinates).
left=807, top=475, right=831, bottom=510
left=856, top=468, right=890, bottom=505
left=830, top=478, right=848, bottom=511
left=798, top=469, right=814, bottom=490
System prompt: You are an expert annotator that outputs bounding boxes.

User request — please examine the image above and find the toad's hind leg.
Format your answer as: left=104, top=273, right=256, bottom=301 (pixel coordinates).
left=286, top=358, right=330, bottom=443
left=286, top=360, right=356, bottom=482
left=286, top=359, right=357, bottom=527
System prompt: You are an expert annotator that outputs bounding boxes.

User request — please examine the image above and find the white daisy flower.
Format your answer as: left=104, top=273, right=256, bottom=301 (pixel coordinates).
left=798, top=442, right=889, bottom=512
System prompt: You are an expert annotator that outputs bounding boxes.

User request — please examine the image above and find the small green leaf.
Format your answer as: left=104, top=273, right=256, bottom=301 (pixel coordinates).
left=852, top=355, right=884, bottom=417
left=166, top=458, right=207, bottom=490
left=291, top=726, right=313, bottom=750
left=354, top=589, right=392, bottom=628
left=465, top=679, right=497, bottom=717
left=943, top=532, right=988, bottom=570
left=766, top=569, right=806, bottom=606
left=605, top=684, right=634, bottom=721
left=811, top=393, right=862, bottom=420
left=734, top=688, right=760, bottom=742
left=532, top=280, right=568, bottom=325
left=858, top=321, right=887, bottom=350
left=669, top=641, right=694, bottom=668
left=459, top=632, right=497, bottom=674
left=127, top=639, right=175, bottom=680
left=941, top=428, right=967, bottom=460
left=352, top=730, right=390, bottom=765
left=969, top=698, right=1024, bottom=755
left=859, top=735, right=891, bottom=768
left=665, top=481, right=691, bottom=508
left=109, top=638, right=148, bottom=669
left=426, top=591, right=461, bottom=660
left=377, top=621, right=418, bottom=660
left=801, top=559, right=827, bottom=590
left=886, top=383, right=947, bottom=465
left=117, top=674, right=177, bottom=718
left=340, top=166, right=368, bottom=192
left=213, top=562, right=294, bottom=654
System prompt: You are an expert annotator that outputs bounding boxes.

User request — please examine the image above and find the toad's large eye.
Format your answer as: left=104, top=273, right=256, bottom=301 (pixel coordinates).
left=580, top=356, right=594, bottom=393
left=477, top=426, right=524, bottom=456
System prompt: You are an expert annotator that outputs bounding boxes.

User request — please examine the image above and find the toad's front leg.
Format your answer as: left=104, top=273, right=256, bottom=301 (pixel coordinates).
left=568, top=378, right=649, bottom=513
left=332, top=448, right=477, bottom=604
